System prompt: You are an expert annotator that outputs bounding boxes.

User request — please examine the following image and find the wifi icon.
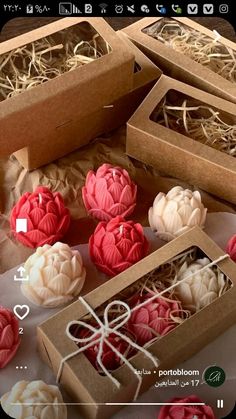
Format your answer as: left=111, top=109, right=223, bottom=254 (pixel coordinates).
left=99, top=3, right=108, bottom=13
left=59, top=2, right=72, bottom=15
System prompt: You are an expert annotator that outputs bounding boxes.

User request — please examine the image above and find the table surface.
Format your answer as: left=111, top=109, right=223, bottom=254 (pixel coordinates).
left=0, top=17, right=235, bottom=41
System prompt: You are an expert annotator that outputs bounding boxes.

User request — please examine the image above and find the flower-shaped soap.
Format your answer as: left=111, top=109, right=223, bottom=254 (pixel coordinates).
left=0, top=306, right=20, bottom=369
left=89, top=216, right=149, bottom=276
left=1, top=380, right=67, bottom=419
left=175, top=258, right=226, bottom=313
left=226, top=234, right=236, bottom=262
left=127, top=293, right=183, bottom=346
left=76, top=329, right=134, bottom=372
left=148, top=186, right=207, bottom=241
left=21, top=242, right=86, bottom=308
left=10, top=186, right=70, bottom=248
left=82, top=163, right=137, bottom=221
left=157, top=395, right=215, bottom=419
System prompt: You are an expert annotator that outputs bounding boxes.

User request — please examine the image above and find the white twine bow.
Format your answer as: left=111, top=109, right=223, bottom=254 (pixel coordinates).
left=57, top=253, right=229, bottom=400
left=57, top=298, right=159, bottom=401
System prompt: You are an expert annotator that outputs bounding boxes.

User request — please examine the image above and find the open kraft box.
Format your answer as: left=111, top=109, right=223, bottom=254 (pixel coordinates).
left=122, top=17, right=236, bottom=103
left=127, top=75, right=236, bottom=205
left=37, top=227, right=236, bottom=419
left=0, top=18, right=135, bottom=169
left=13, top=31, right=161, bottom=170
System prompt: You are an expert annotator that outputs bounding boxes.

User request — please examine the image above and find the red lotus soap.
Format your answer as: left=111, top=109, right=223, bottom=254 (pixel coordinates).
left=77, top=329, right=134, bottom=372
left=226, top=234, right=236, bottom=262
left=157, top=395, right=215, bottom=419
left=89, top=216, right=149, bottom=276
left=0, top=306, right=20, bottom=369
left=127, top=293, right=183, bottom=345
left=10, top=186, right=70, bottom=248
left=82, top=163, right=137, bottom=221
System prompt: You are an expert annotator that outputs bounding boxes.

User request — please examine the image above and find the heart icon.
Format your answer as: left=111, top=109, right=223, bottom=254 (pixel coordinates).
left=13, top=305, right=30, bottom=321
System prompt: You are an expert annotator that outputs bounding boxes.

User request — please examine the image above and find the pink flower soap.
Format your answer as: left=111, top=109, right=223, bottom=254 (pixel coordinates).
left=226, top=234, right=236, bottom=262
left=82, top=163, right=137, bottom=221
left=10, top=186, right=70, bottom=248
left=0, top=306, right=20, bottom=369
left=157, top=395, right=215, bottom=419
left=89, top=216, right=149, bottom=276
left=127, top=293, right=183, bottom=345
left=76, top=329, right=134, bottom=372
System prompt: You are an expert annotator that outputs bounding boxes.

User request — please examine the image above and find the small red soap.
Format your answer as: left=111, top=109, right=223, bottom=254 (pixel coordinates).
left=0, top=306, right=20, bottom=369
left=77, top=329, right=134, bottom=372
left=226, top=234, right=236, bottom=262
left=10, top=186, right=70, bottom=248
left=157, top=395, right=215, bottom=419
left=82, top=163, right=137, bottom=221
left=127, top=293, right=183, bottom=346
left=89, top=216, right=149, bottom=276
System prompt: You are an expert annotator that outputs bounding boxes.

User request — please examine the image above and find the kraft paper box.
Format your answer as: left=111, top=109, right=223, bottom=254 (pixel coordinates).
left=37, top=227, right=236, bottom=419
left=0, top=18, right=135, bottom=168
left=122, top=17, right=236, bottom=103
left=127, top=75, right=236, bottom=205
left=13, top=32, right=161, bottom=170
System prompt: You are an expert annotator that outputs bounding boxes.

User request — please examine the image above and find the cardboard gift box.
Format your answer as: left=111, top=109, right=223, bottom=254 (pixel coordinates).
left=13, top=32, right=161, bottom=170
left=0, top=18, right=135, bottom=169
left=127, top=75, right=236, bottom=205
left=37, top=227, right=236, bottom=419
left=122, top=17, right=236, bottom=103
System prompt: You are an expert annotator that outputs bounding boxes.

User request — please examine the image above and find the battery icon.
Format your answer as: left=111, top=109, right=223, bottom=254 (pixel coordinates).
left=26, top=4, right=34, bottom=13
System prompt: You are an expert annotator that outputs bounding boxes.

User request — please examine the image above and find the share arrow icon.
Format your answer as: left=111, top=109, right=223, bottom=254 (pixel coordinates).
left=14, top=266, right=29, bottom=282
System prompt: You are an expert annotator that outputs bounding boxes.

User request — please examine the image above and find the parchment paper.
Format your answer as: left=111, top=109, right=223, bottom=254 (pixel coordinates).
left=0, top=127, right=235, bottom=274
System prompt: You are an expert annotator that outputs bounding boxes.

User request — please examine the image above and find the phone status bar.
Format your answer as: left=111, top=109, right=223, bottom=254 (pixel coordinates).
left=0, top=2, right=232, bottom=17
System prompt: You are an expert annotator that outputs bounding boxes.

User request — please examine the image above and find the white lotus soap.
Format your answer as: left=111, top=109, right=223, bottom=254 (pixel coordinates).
left=175, top=258, right=226, bottom=313
left=21, top=242, right=86, bottom=308
left=148, top=186, right=207, bottom=241
left=1, top=380, right=67, bottom=419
